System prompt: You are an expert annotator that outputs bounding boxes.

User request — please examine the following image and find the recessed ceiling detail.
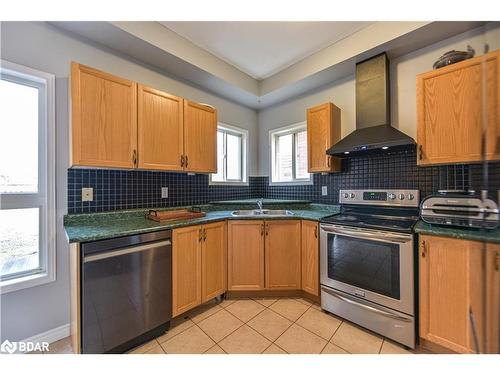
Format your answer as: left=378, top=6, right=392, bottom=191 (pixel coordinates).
left=159, top=21, right=372, bottom=80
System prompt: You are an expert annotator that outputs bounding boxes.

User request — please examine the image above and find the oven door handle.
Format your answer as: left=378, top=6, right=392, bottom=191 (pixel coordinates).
left=320, top=225, right=412, bottom=244
left=322, top=287, right=412, bottom=323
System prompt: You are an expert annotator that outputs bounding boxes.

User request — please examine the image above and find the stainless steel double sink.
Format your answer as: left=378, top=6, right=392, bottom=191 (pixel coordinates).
left=231, top=209, right=294, bottom=217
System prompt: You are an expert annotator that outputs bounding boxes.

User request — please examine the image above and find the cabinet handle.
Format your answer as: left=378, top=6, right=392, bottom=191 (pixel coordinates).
left=132, top=150, right=137, bottom=166
left=260, top=223, right=264, bottom=236
left=185, top=155, right=189, bottom=168
left=495, top=251, right=500, bottom=271
left=265, top=223, right=269, bottom=236
left=418, top=145, right=424, bottom=161
left=421, top=240, right=426, bottom=258
left=180, top=155, right=185, bottom=167
left=198, top=228, right=203, bottom=242
left=314, top=226, right=318, bottom=238
left=203, top=228, right=207, bottom=242
left=327, top=157, right=331, bottom=168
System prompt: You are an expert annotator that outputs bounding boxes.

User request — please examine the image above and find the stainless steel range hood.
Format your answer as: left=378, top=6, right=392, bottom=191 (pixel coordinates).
left=326, top=53, right=415, bottom=157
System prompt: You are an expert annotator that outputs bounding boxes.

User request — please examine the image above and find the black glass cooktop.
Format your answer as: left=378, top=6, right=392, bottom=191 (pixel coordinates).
left=321, top=206, right=419, bottom=233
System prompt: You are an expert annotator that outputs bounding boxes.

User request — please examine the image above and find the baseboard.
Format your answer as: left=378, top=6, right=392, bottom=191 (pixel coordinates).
left=23, top=324, right=70, bottom=348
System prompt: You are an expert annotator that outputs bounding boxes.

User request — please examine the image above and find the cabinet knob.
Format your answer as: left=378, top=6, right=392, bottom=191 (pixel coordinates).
left=314, top=226, right=318, bottom=238
left=185, top=155, right=189, bottom=168
left=132, top=150, right=138, bottom=166
left=199, top=228, right=203, bottom=242
left=265, top=223, right=269, bottom=236
left=421, top=240, right=426, bottom=257
left=495, top=251, right=499, bottom=271
left=180, top=155, right=185, bottom=167
left=260, top=224, right=264, bottom=236
left=418, top=145, right=424, bottom=161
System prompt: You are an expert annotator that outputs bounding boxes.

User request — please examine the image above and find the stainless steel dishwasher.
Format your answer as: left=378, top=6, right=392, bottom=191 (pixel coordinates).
left=81, top=230, right=172, bottom=354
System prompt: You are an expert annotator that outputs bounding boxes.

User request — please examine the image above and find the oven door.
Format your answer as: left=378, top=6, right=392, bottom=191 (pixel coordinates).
left=320, top=224, right=414, bottom=315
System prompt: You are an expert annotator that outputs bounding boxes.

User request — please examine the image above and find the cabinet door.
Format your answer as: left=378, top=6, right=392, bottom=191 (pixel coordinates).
left=183, top=100, right=217, bottom=173
left=71, top=62, right=137, bottom=168
left=301, top=220, right=319, bottom=296
left=201, top=222, right=227, bottom=302
left=307, top=102, right=341, bottom=173
left=227, top=220, right=265, bottom=291
left=419, top=235, right=484, bottom=353
left=137, top=85, right=184, bottom=171
left=172, top=225, right=202, bottom=317
left=417, top=51, right=499, bottom=165
left=486, top=243, right=500, bottom=353
left=265, top=220, right=301, bottom=290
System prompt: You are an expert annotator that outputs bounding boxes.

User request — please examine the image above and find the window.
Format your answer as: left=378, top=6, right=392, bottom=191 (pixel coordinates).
left=270, top=122, right=311, bottom=184
left=0, top=60, right=55, bottom=294
left=210, top=123, right=248, bottom=185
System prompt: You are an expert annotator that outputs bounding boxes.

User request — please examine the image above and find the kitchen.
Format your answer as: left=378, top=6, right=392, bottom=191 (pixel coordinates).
left=0, top=2, right=499, bottom=373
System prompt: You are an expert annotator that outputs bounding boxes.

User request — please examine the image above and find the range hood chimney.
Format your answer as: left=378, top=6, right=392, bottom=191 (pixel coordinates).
left=326, top=53, right=415, bottom=156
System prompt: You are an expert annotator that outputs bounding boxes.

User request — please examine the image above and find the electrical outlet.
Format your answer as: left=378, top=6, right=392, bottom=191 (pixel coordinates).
left=321, top=186, right=328, bottom=196
left=82, top=187, right=93, bottom=202
left=161, top=187, right=169, bottom=199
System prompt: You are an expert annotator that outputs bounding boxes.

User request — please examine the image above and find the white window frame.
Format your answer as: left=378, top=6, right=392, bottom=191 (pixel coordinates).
left=0, top=60, right=56, bottom=294
left=210, top=122, right=248, bottom=186
left=269, top=121, right=312, bottom=186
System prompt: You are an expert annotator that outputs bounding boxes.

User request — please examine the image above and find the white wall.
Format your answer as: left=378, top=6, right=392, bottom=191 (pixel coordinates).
left=0, top=21, right=258, bottom=341
left=258, top=22, right=500, bottom=175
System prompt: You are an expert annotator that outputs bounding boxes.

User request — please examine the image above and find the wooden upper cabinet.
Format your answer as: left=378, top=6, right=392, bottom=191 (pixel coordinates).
left=71, top=62, right=137, bottom=168
left=265, top=220, right=301, bottom=290
left=183, top=100, right=217, bottom=173
left=137, top=85, right=184, bottom=171
left=172, top=225, right=202, bottom=317
left=307, top=102, right=342, bottom=173
left=417, top=50, right=499, bottom=165
left=301, top=220, right=319, bottom=296
left=227, top=220, right=265, bottom=291
left=419, top=235, right=485, bottom=353
left=201, top=221, right=227, bottom=303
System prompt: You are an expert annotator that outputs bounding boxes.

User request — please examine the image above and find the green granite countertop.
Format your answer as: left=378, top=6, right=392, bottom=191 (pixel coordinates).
left=64, top=202, right=339, bottom=243
left=414, top=220, right=500, bottom=244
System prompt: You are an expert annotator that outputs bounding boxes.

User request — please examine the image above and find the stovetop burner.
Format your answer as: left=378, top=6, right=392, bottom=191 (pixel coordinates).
left=321, top=189, right=420, bottom=233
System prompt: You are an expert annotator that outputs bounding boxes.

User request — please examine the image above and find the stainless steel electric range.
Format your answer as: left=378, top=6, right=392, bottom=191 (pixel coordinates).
left=320, top=189, right=420, bottom=348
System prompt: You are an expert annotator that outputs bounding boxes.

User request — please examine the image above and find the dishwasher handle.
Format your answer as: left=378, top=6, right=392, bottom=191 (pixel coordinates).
left=83, top=240, right=171, bottom=263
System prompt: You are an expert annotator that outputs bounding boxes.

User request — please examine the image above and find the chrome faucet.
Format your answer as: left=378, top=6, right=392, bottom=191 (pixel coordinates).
left=257, top=198, right=263, bottom=211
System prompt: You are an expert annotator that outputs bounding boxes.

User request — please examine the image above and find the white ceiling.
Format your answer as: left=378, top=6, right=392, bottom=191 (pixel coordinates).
left=159, top=21, right=372, bottom=80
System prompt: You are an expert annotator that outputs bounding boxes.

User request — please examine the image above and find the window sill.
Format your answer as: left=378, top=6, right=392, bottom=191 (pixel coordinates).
left=0, top=270, right=55, bottom=295
left=269, top=180, right=313, bottom=186
left=209, top=181, right=249, bottom=187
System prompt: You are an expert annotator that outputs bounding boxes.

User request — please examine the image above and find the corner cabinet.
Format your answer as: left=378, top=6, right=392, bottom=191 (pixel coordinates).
left=71, top=62, right=138, bottom=168
left=419, top=235, right=499, bottom=353
left=416, top=50, right=500, bottom=165
left=183, top=100, right=218, bottom=173
left=70, top=62, right=218, bottom=173
left=172, top=222, right=227, bottom=317
left=306, top=102, right=342, bottom=173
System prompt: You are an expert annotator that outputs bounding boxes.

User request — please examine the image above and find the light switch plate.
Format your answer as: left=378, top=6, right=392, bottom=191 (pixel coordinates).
left=322, top=186, right=328, bottom=196
left=82, top=187, right=93, bottom=202
left=161, top=187, right=169, bottom=199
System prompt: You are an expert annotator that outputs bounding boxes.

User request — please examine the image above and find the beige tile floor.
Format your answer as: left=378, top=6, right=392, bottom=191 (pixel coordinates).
left=39, top=296, right=424, bottom=355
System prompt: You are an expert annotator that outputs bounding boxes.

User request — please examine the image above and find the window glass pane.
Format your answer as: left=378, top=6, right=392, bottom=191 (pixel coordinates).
left=295, top=130, right=310, bottom=179
left=212, top=130, right=225, bottom=182
left=226, top=133, right=242, bottom=180
left=276, top=133, right=293, bottom=181
left=0, top=79, right=39, bottom=193
left=0, top=208, right=40, bottom=279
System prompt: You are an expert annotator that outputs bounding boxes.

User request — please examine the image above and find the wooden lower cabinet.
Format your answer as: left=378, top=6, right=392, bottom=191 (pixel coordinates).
left=172, top=222, right=227, bottom=317
left=265, top=220, right=301, bottom=290
left=172, top=225, right=202, bottom=317
left=301, top=220, right=319, bottom=296
left=201, top=222, right=227, bottom=302
left=419, top=235, right=499, bottom=353
left=227, top=220, right=265, bottom=291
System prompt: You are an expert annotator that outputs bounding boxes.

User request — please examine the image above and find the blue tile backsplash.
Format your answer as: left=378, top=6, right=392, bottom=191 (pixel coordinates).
left=67, top=149, right=500, bottom=214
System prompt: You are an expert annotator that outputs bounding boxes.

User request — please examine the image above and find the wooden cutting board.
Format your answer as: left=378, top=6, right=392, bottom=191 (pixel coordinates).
left=145, top=209, right=206, bottom=223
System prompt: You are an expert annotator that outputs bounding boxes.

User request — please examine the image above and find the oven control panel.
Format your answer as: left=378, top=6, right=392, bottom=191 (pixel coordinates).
left=340, top=189, right=419, bottom=207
